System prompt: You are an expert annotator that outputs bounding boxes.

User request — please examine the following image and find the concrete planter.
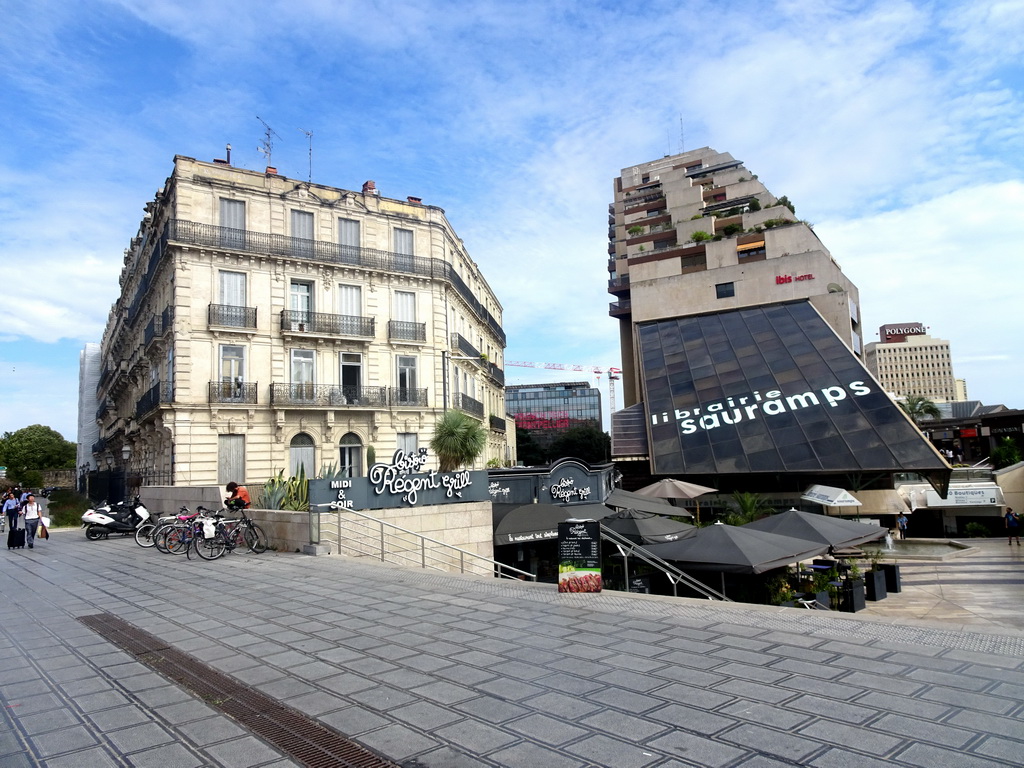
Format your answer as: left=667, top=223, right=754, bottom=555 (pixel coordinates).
left=880, top=563, right=902, bottom=593
left=839, top=579, right=866, bottom=613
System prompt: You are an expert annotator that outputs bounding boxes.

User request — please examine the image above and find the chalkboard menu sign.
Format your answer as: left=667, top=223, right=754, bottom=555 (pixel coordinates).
left=629, top=575, right=652, bottom=594
left=557, top=520, right=602, bottom=593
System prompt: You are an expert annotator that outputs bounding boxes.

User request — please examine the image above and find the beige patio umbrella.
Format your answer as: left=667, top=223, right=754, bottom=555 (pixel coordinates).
left=635, top=479, right=718, bottom=523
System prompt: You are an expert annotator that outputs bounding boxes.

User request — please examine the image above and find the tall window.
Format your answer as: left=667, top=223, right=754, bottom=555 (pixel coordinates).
left=220, top=345, right=245, bottom=389
left=292, top=209, right=314, bottom=239
left=289, top=433, right=315, bottom=477
left=291, top=349, right=315, bottom=401
left=397, top=433, right=417, bottom=455
left=394, top=228, right=413, bottom=270
left=339, top=433, right=362, bottom=478
left=397, top=355, right=417, bottom=392
left=218, top=435, right=245, bottom=485
left=219, top=271, right=246, bottom=306
left=394, top=291, right=416, bottom=322
left=219, top=199, right=246, bottom=249
left=339, top=218, right=360, bottom=263
left=338, top=284, right=362, bottom=335
left=289, top=280, right=313, bottom=328
left=341, top=352, right=362, bottom=402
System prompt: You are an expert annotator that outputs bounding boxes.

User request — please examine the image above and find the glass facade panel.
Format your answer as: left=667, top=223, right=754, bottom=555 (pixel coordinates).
left=638, top=301, right=951, bottom=480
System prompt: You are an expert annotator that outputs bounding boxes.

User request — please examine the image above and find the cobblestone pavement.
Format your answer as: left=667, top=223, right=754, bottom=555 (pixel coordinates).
left=1, top=530, right=1022, bottom=767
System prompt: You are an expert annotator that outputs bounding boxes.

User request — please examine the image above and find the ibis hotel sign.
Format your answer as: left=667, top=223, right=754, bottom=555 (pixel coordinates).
left=309, top=449, right=490, bottom=510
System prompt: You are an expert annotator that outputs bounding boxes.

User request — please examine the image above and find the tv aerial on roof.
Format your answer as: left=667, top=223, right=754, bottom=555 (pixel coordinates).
left=256, top=116, right=281, bottom=168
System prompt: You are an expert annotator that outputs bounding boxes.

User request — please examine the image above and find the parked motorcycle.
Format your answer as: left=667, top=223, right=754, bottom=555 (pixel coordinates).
left=82, top=497, right=151, bottom=540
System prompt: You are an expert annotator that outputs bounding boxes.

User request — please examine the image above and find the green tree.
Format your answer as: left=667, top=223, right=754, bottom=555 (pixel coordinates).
left=514, top=426, right=549, bottom=467
left=549, top=424, right=610, bottom=464
left=0, top=425, right=76, bottom=485
left=897, top=395, right=941, bottom=426
left=724, top=492, right=775, bottom=526
left=990, top=437, right=1023, bottom=469
left=431, top=411, right=487, bottom=472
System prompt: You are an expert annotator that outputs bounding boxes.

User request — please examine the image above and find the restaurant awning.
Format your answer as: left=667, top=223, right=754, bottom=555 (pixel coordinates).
left=493, top=503, right=573, bottom=546
left=801, top=485, right=862, bottom=507
left=605, top=488, right=682, bottom=516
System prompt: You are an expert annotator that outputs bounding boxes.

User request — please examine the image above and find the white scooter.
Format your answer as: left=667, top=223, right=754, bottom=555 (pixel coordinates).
left=82, top=497, right=151, bottom=540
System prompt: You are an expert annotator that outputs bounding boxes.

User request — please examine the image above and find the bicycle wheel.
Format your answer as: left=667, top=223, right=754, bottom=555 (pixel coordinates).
left=192, top=532, right=226, bottom=560
left=163, top=526, right=192, bottom=555
left=135, top=523, right=157, bottom=548
left=243, top=524, right=269, bottom=554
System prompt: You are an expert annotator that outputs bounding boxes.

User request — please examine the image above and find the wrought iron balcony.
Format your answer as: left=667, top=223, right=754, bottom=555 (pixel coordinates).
left=454, top=393, right=484, bottom=418
left=95, top=398, right=114, bottom=422
left=136, top=382, right=173, bottom=419
left=160, top=305, right=174, bottom=335
left=487, top=362, right=505, bottom=386
left=168, top=219, right=506, bottom=346
left=144, top=317, right=161, bottom=348
left=489, top=414, right=506, bottom=432
left=388, top=320, right=426, bottom=342
left=280, top=310, right=375, bottom=338
left=450, top=333, right=480, bottom=360
left=389, top=387, right=428, bottom=407
left=270, top=383, right=388, bottom=407
left=208, top=380, right=258, bottom=404
left=209, top=304, right=257, bottom=329
left=91, top=439, right=106, bottom=454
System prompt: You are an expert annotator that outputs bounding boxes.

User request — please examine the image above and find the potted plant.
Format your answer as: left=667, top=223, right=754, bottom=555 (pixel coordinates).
left=863, top=550, right=888, bottom=601
left=839, top=564, right=866, bottom=613
left=811, top=569, right=835, bottom=610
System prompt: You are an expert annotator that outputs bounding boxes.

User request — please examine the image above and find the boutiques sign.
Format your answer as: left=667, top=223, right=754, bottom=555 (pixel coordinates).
left=308, top=449, right=490, bottom=510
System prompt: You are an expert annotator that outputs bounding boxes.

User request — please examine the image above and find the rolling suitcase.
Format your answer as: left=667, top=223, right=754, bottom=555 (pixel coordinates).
left=7, top=526, right=25, bottom=549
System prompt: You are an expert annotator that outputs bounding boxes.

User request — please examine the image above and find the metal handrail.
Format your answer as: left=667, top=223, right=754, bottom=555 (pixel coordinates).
left=315, top=505, right=536, bottom=581
left=599, top=526, right=731, bottom=601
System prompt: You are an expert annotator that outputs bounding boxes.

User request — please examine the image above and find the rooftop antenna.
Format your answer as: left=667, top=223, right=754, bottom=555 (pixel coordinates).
left=679, top=115, right=685, bottom=154
left=299, top=128, right=313, bottom=183
left=256, top=116, right=281, bottom=168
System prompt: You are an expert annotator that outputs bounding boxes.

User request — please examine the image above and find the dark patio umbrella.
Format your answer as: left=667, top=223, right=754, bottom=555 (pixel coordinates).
left=605, top=488, right=692, bottom=518
left=744, top=509, right=886, bottom=549
left=599, top=508, right=696, bottom=545
left=643, top=523, right=828, bottom=574
left=493, top=503, right=574, bottom=546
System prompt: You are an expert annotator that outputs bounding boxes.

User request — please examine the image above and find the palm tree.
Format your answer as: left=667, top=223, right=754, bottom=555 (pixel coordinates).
left=724, top=492, right=775, bottom=526
left=430, top=410, right=487, bottom=472
left=897, top=394, right=941, bottom=426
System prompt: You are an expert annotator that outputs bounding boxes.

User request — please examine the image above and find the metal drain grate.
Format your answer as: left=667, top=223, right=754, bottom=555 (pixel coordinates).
left=79, top=613, right=401, bottom=768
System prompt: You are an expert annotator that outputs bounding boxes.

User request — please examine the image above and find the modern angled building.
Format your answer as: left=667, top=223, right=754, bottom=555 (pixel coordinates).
left=82, top=154, right=513, bottom=492
left=864, top=323, right=959, bottom=402
left=607, top=148, right=950, bottom=501
left=505, top=381, right=602, bottom=450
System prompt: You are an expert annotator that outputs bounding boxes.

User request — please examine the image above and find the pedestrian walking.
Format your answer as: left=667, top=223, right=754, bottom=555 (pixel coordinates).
left=897, top=513, right=909, bottom=540
left=21, top=495, right=43, bottom=549
left=2, top=491, right=18, bottom=532
left=1006, top=507, right=1021, bottom=546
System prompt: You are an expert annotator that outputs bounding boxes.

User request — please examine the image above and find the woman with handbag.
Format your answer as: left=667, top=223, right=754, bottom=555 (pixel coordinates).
left=21, top=494, right=43, bottom=549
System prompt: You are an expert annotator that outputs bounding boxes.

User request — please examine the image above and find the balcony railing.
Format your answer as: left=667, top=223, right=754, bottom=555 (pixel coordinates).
left=168, top=219, right=505, bottom=346
left=623, top=191, right=665, bottom=210
left=487, top=362, right=505, bottom=386
left=270, top=383, right=388, bottom=407
left=209, top=304, right=257, bottom=329
left=389, top=387, right=428, bottom=407
left=209, top=380, right=258, bottom=404
left=388, top=320, right=427, bottom=342
left=95, top=398, right=113, bottom=422
left=450, top=333, right=480, bottom=360
left=608, top=275, right=630, bottom=294
left=609, top=300, right=632, bottom=318
left=136, top=381, right=173, bottom=419
left=454, top=393, right=484, bottom=418
left=91, top=439, right=106, bottom=454
left=489, top=415, right=506, bottom=432
left=144, top=317, right=160, bottom=348
left=280, top=310, right=375, bottom=338
left=160, top=305, right=174, bottom=336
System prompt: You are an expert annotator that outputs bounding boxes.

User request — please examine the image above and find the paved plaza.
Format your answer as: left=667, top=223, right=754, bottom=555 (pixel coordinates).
left=1, top=529, right=1022, bottom=767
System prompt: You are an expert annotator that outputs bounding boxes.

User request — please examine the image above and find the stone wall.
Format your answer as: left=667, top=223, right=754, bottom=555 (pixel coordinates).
left=138, top=486, right=495, bottom=574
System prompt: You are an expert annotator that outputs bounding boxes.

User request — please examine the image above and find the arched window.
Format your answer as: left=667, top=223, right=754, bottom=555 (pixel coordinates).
left=339, top=433, right=363, bottom=478
left=289, top=433, right=315, bottom=477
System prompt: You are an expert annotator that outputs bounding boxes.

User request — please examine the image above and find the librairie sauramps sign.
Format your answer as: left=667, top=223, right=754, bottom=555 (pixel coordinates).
left=308, top=448, right=490, bottom=511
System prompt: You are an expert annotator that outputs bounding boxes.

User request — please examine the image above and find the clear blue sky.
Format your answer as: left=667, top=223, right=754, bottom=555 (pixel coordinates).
left=2, top=0, right=1022, bottom=442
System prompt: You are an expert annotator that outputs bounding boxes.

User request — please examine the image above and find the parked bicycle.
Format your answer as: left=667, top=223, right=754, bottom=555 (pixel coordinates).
left=189, top=506, right=268, bottom=561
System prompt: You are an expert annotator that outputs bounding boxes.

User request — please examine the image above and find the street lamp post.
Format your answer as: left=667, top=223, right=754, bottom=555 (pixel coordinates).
left=121, top=444, right=131, bottom=502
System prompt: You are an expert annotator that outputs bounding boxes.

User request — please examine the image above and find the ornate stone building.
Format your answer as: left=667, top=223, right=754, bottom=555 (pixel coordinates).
left=85, top=155, right=512, bottom=487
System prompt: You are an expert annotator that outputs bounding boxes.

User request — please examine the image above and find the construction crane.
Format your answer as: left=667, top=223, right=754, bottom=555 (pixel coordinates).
left=505, top=360, right=623, bottom=414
